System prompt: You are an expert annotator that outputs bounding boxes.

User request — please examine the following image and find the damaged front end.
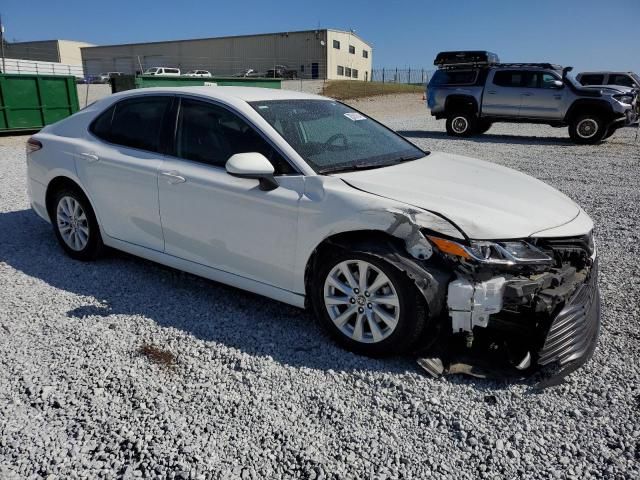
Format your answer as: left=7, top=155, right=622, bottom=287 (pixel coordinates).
left=416, top=231, right=601, bottom=387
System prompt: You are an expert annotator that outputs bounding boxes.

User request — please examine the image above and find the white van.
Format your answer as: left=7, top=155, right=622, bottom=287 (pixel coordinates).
left=143, top=67, right=181, bottom=76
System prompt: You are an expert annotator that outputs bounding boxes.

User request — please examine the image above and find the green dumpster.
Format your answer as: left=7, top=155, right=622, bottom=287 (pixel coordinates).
left=111, top=75, right=282, bottom=94
left=0, top=74, right=80, bottom=133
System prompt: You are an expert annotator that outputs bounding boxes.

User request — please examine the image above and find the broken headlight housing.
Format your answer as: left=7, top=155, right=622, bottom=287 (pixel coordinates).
left=426, top=235, right=553, bottom=266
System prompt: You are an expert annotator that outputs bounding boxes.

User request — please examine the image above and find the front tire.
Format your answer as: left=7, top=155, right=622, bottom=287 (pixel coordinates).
left=446, top=112, right=476, bottom=137
left=568, top=114, right=605, bottom=144
left=311, top=250, right=427, bottom=357
left=51, top=188, right=104, bottom=261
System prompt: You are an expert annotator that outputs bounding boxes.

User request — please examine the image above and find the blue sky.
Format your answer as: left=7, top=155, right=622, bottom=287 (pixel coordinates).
left=2, top=0, right=639, bottom=73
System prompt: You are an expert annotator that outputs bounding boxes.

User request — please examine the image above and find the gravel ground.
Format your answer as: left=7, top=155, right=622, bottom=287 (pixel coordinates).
left=1, top=95, right=639, bottom=479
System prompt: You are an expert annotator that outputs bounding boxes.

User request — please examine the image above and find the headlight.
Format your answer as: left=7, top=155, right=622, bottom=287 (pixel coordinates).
left=426, top=236, right=553, bottom=266
left=613, top=94, right=634, bottom=105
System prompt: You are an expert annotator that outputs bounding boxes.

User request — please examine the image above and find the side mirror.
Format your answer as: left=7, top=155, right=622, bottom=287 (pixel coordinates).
left=552, top=80, right=564, bottom=89
left=225, top=152, right=278, bottom=191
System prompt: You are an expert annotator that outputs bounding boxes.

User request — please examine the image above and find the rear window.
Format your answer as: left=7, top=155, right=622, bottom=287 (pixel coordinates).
left=579, top=74, right=605, bottom=85
left=430, top=69, right=478, bottom=86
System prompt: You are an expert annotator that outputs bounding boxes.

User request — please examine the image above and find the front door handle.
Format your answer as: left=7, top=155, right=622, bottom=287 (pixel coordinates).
left=553, top=94, right=562, bottom=99
left=79, top=152, right=99, bottom=163
left=486, top=90, right=497, bottom=94
left=160, top=170, right=186, bottom=184
left=521, top=93, right=533, bottom=97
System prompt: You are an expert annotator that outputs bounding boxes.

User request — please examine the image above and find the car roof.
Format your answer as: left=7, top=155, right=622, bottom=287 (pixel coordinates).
left=110, top=86, right=328, bottom=103
left=578, top=71, right=634, bottom=75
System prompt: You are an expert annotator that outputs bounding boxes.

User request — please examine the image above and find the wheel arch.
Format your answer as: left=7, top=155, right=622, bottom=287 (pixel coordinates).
left=45, top=175, right=96, bottom=223
left=444, top=95, right=479, bottom=116
left=303, top=229, right=451, bottom=319
left=564, top=99, right=615, bottom=123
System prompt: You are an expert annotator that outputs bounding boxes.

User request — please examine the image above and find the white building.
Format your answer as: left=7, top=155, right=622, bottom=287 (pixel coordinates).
left=80, top=29, right=373, bottom=80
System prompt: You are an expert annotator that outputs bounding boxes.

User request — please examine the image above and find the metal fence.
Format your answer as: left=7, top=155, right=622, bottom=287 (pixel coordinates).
left=0, top=58, right=84, bottom=78
left=370, top=68, right=433, bottom=85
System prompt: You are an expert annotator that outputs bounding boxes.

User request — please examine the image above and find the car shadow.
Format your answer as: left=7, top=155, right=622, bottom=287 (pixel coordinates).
left=0, top=208, right=421, bottom=375
left=0, top=208, right=540, bottom=390
left=397, top=129, right=575, bottom=146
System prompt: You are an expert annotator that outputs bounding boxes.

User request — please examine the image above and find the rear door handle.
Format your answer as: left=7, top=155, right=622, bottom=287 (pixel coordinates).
left=79, top=152, right=99, bottom=162
left=486, top=90, right=497, bottom=94
left=521, top=93, right=533, bottom=97
left=160, top=170, right=186, bottom=184
left=553, top=94, right=562, bottom=99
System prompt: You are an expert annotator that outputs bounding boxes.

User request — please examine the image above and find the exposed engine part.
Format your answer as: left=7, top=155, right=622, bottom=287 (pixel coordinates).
left=447, top=276, right=506, bottom=333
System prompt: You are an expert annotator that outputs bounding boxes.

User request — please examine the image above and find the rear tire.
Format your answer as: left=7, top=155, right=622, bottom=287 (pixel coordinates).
left=568, top=114, right=606, bottom=144
left=310, top=250, right=427, bottom=357
left=51, top=187, right=104, bottom=261
left=446, top=112, right=476, bottom=137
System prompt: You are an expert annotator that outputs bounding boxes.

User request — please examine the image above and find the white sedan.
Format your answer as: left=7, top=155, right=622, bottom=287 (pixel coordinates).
left=26, top=87, right=600, bottom=377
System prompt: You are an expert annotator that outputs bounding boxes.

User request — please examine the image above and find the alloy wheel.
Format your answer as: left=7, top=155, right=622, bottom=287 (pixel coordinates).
left=56, top=196, right=90, bottom=251
left=451, top=116, right=469, bottom=134
left=576, top=118, right=598, bottom=139
left=323, top=260, right=401, bottom=344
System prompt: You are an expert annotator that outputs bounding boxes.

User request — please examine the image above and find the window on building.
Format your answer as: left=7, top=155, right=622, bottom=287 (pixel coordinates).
left=337, top=66, right=344, bottom=76
left=333, top=40, right=340, bottom=49
left=345, top=67, right=352, bottom=77
left=363, top=50, right=369, bottom=59
left=349, top=45, right=355, bottom=54
left=352, top=69, right=358, bottom=79
left=300, top=65, right=305, bottom=73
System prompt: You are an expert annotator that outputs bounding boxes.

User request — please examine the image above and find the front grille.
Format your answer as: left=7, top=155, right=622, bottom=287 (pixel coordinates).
left=537, top=258, right=600, bottom=367
left=536, top=233, right=594, bottom=257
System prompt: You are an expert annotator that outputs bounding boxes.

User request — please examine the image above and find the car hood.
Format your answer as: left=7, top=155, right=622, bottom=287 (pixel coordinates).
left=333, top=152, right=580, bottom=240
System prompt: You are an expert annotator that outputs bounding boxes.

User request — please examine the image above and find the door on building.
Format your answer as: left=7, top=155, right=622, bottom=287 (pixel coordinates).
left=312, top=63, right=319, bottom=79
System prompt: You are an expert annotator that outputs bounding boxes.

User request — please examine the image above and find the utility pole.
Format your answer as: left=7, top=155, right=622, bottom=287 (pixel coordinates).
left=0, top=14, right=6, bottom=74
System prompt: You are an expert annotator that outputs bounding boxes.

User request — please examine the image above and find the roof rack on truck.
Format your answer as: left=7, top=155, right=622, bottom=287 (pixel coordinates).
left=496, top=62, right=563, bottom=71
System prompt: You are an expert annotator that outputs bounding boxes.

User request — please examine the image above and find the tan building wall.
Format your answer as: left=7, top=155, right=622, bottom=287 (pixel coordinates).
left=57, top=41, right=96, bottom=65
left=81, top=29, right=372, bottom=80
left=326, top=30, right=372, bottom=81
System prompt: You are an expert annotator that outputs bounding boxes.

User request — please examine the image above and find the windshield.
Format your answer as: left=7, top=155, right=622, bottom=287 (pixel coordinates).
left=250, top=100, right=426, bottom=173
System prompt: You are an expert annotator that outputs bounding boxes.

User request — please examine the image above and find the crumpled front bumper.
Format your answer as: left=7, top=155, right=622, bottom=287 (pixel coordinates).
left=536, top=258, right=601, bottom=387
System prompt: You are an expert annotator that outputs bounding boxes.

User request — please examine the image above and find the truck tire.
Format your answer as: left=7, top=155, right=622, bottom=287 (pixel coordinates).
left=476, top=120, right=492, bottom=134
left=602, top=127, right=616, bottom=140
left=568, top=114, right=605, bottom=144
left=446, top=112, right=476, bottom=137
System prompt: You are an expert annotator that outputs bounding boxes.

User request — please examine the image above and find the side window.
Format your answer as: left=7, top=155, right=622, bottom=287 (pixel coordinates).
left=90, top=104, right=115, bottom=140
left=493, top=70, right=524, bottom=87
left=108, top=97, right=171, bottom=152
left=580, top=74, right=604, bottom=85
left=608, top=74, right=634, bottom=87
left=90, top=97, right=171, bottom=153
left=540, top=72, right=560, bottom=88
left=175, top=98, right=294, bottom=174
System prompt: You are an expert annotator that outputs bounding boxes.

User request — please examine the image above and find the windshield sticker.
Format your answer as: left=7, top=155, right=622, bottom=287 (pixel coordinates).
left=344, top=112, right=367, bottom=121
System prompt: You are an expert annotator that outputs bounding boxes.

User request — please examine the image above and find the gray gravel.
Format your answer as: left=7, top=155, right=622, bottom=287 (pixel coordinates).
left=1, top=100, right=639, bottom=479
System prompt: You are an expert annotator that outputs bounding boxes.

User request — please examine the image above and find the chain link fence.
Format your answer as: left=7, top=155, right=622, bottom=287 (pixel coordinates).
left=370, top=68, right=433, bottom=85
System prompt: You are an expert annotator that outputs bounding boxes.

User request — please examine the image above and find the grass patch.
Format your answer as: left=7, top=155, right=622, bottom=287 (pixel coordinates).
left=322, top=81, right=425, bottom=100
left=138, top=343, right=176, bottom=369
